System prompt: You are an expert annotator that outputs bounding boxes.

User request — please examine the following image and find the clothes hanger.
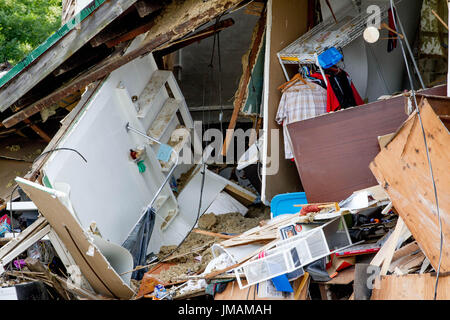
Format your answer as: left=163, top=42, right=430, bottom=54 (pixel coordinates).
left=278, top=73, right=306, bottom=91
left=379, top=22, right=404, bottom=39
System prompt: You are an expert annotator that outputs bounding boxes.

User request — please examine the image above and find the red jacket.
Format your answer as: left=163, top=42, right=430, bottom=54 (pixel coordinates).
left=310, top=72, right=364, bottom=112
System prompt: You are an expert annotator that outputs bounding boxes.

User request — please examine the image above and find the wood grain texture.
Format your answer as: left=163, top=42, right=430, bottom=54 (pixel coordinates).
left=263, top=0, right=308, bottom=201
left=2, top=0, right=244, bottom=128
left=0, top=0, right=137, bottom=112
left=370, top=98, right=449, bottom=273
left=371, top=274, right=449, bottom=300
left=287, top=86, right=447, bottom=203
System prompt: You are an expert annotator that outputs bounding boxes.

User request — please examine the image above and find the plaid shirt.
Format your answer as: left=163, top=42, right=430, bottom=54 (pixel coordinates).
left=276, top=82, right=327, bottom=159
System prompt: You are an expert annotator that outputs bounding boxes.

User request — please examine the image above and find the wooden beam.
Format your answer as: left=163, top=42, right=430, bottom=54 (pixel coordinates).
left=2, top=0, right=244, bottom=128
left=222, top=12, right=266, bottom=156
left=371, top=274, right=450, bottom=300
left=0, top=0, right=138, bottom=113
left=192, top=228, right=237, bottom=239
left=154, top=18, right=235, bottom=57
left=380, top=217, right=407, bottom=276
left=104, top=20, right=156, bottom=48
left=23, top=119, right=52, bottom=143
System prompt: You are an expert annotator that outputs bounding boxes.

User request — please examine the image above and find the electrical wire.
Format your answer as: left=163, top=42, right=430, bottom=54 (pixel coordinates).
left=8, top=185, right=19, bottom=238
left=145, top=15, right=226, bottom=272
left=3, top=147, right=87, bottom=272
left=389, top=0, right=443, bottom=300
left=32, top=147, right=88, bottom=166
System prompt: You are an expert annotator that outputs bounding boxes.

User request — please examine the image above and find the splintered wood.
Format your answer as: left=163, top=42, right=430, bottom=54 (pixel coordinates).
left=220, top=212, right=313, bottom=248
left=370, top=99, right=449, bottom=273
left=371, top=274, right=450, bottom=300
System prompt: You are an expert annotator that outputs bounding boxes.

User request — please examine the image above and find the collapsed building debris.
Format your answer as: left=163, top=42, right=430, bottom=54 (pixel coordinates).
left=0, top=0, right=448, bottom=301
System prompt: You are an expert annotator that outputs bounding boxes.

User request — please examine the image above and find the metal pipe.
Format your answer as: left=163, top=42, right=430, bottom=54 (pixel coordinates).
left=124, top=123, right=180, bottom=238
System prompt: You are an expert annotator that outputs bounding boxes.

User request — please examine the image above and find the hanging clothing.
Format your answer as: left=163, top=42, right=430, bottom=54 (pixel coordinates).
left=276, top=81, right=327, bottom=159
left=387, top=8, right=398, bottom=52
left=310, top=69, right=364, bottom=112
left=122, top=207, right=156, bottom=280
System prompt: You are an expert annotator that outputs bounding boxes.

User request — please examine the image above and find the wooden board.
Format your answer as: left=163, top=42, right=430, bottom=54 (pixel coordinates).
left=16, top=178, right=134, bottom=299
left=261, top=0, right=308, bottom=202
left=0, top=0, right=108, bottom=90
left=370, top=99, right=450, bottom=273
left=371, top=274, right=450, bottom=300
left=222, top=12, right=266, bottom=155
left=214, top=279, right=290, bottom=300
left=287, top=85, right=447, bottom=203
left=2, top=0, right=244, bottom=128
left=0, top=0, right=138, bottom=112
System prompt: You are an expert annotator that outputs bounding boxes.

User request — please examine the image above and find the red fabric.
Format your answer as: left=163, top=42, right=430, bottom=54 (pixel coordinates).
left=310, top=73, right=340, bottom=112
left=0, top=214, right=11, bottom=225
left=388, top=8, right=398, bottom=50
left=351, top=82, right=364, bottom=105
left=310, top=72, right=364, bottom=112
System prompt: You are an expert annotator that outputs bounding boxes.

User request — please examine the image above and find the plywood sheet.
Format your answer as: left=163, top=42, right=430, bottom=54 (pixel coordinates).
left=371, top=274, right=449, bottom=300
left=370, top=99, right=449, bottom=273
left=286, top=85, right=447, bottom=203
left=262, top=0, right=308, bottom=202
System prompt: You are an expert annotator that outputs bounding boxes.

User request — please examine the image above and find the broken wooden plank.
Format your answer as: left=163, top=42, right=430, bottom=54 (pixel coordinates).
left=192, top=229, right=237, bottom=240
left=154, top=18, right=235, bottom=57
left=104, top=20, right=156, bottom=48
left=380, top=217, right=407, bottom=276
left=222, top=11, right=266, bottom=156
left=324, top=266, right=355, bottom=285
left=371, top=274, right=450, bottom=300
left=0, top=0, right=138, bottom=113
left=16, top=178, right=134, bottom=299
left=137, top=70, right=171, bottom=119
left=370, top=98, right=450, bottom=273
left=294, top=272, right=310, bottom=300
left=23, top=119, right=51, bottom=143
left=378, top=132, right=396, bottom=149
left=2, top=0, right=244, bottom=128
left=147, top=98, right=180, bottom=141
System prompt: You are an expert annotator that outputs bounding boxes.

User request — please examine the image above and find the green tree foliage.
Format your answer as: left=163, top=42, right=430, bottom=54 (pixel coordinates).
left=0, top=0, right=61, bottom=65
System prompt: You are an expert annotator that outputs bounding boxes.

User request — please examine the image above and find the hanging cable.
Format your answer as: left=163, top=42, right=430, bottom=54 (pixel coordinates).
left=32, top=147, right=87, bottom=166
left=216, top=19, right=224, bottom=135
left=389, top=0, right=443, bottom=300
left=7, top=148, right=87, bottom=240
left=142, top=16, right=226, bottom=272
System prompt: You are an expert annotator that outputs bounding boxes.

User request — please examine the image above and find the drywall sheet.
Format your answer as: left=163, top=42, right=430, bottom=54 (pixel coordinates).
left=370, top=99, right=449, bottom=273
left=287, top=85, right=447, bottom=203
left=262, top=0, right=308, bottom=203
left=40, top=50, right=180, bottom=255
left=16, top=178, right=134, bottom=299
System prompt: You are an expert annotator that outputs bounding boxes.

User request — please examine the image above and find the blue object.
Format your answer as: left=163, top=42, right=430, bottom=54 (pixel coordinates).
left=122, top=207, right=156, bottom=280
left=318, top=47, right=343, bottom=69
left=269, top=192, right=308, bottom=291
left=270, top=192, right=308, bottom=218
left=271, top=274, right=294, bottom=293
left=157, top=143, right=173, bottom=162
